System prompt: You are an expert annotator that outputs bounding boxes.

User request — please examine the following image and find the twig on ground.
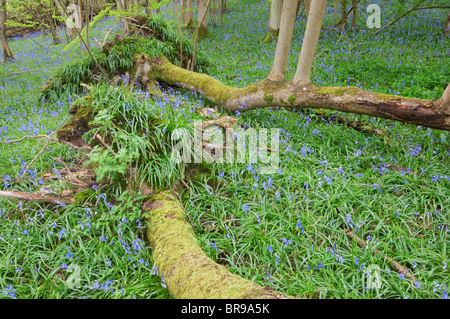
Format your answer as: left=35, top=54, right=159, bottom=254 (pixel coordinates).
left=2, top=132, right=57, bottom=144
left=20, top=139, right=51, bottom=179
left=54, top=157, right=90, bottom=187
left=343, top=227, right=418, bottom=283
left=95, top=134, right=117, bottom=156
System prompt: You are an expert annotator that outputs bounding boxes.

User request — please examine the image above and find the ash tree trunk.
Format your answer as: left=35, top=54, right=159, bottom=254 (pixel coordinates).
left=264, top=0, right=283, bottom=43
left=116, top=0, right=131, bottom=32
left=266, top=0, right=297, bottom=81
left=196, top=0, right=210, bottom=39
left=304, top=0, right=311, bottom=17
left=0, top=0, right=13, bottom=62
left=128, top=0, right=450, bottom=131
left=180, top=0, right=194, bottom=29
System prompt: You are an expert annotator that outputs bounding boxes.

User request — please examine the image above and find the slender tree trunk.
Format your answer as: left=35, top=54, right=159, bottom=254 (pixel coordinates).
left=267, top=0, right=298, bottom=82
left=341, top=0, right=347, bottom=27
left=41, top=0, right=61, bottom=44
left=220, top=0, right=227, bottom=13
left=264, top=0, right=283, bottom=43
left=197, top=0, right=209, bottom=39
left=0, top=0, right=13, bottom=62
left=191, top=0, right=211, bottom=71
left=180, top=0, right=188, bottom=25
left=85, top=0, right=91, bottom=50
left=53, top=0, right=66, bottom=17
left=173, top=0, right=183, bottom=68
left=185, top=0, right=193, bottom=29
left=49, top=27, right=61, bottom=44
left=351, top=0, right=357, bottom=28
left=292, top=0, right=327, bottom=86
left=210, top=0, right=216, bottom=25
left=304, top=0, right=311, bottom=17
left=78, top=0, right=83, bottom=29
left=116, top=0, right=130, bottom=32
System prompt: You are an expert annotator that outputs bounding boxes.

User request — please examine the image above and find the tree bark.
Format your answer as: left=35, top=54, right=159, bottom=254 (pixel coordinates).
left=266, top=0, right=298, bottom=81
left=143, top=190, right=292, bottom=299
left=351, top=0, right=357, bottom=29
left=131, top=55, right=450, bottom=131
left=180, top=0, right=188, bottom=25
left=0, top=0, right=13, bottom=62
left=341, top=0, right=347, bottom=27
left=116, top=0, right=130, bottom=32
left=292, top=0, right=327, bottom=86
left=220, top=0, right=227, bottom=13
left=264, top=0, right=283, bottom=43
left=304, top=0, right=311, bottom=17
left=197, top=0, right=209, bottom=39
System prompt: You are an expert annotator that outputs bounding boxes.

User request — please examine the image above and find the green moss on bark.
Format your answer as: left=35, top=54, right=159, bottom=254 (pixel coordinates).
left=263, top=28, right=279, bottom=43
left=316, top=86, right=360, bottom=96
left=144, top=191, right=292, bottom=299
left=288, top=94, right=296, bottom=105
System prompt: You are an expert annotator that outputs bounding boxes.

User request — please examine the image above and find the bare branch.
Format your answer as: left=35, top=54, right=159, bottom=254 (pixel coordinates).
left=0, top=189, right=74, bottom=205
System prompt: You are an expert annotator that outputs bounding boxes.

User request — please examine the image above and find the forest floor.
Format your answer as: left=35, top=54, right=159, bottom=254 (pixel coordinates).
left=0, top=0, right=449, bottom=299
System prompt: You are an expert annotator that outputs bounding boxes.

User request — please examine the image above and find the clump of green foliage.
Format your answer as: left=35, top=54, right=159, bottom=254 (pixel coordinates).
left=78, top=84, right=193, bottom=192
left=41, top=14, right=212, bottom=100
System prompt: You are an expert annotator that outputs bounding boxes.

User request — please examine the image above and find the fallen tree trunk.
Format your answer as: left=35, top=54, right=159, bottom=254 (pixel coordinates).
left=142, top=189, right=292, bottom=299
left=132, top=55, right=450, bottom=131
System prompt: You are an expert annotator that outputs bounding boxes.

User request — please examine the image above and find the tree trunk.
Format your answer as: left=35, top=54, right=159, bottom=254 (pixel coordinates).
left=185, top=0, right=194, bottom=29
left=210, top=0, right=216, bottom=25
left=180, top=0, right=188, bottom=25
left=130, top=55, right=450, bottom=131
left=292, top=0, right=327, bottom=86
left=191, top=0, right=211, bottom=71
left=264, top=0, right=283, bottom=43
left=116, top=0, right=130, bottom=32
left=85, top=0, right=91, bottom=50
left=142, top=190, right=292, bottom=299
left=0, top=0, right=13, bottom=62
left=53, top=0, right=66, bottom=17
left=266, top=0, right=298, bottom=82
left=304, top=0, right=311, bottom=17
left=197, top=0, right=209, bottom=39
left=42, top=0, right=61, bottom=44
left=220, top=0, right=227, bottom=13
left=49, top=27, right=61, bottom=44
left=340, top=0, right=347, bottom=27
left=351, top=0, right=357, bottom=29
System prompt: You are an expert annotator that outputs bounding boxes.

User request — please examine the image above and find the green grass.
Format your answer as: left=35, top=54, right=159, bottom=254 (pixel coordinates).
left=0, top=0, right=449, bottom=299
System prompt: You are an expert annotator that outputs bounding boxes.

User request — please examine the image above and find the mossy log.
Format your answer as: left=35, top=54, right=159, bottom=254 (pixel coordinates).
left=132, top=55, right=450, bottom=131
left=143, top=190, right=293, bottom=299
